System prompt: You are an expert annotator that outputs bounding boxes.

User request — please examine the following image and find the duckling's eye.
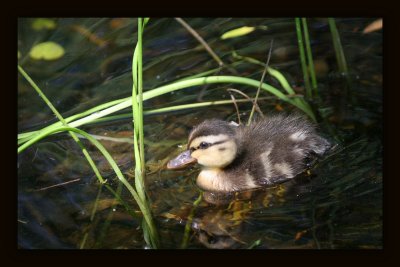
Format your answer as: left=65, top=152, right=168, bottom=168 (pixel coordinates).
left=199, top=142, right=210, bottom=149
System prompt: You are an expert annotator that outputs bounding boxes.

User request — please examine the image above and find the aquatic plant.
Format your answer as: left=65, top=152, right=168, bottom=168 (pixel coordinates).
left=328, top=18, right=352, bottom=89
left=328, top=18, right=349, bottom=76
left=18, top=73, right=316, bottom=145
left=130, top=17, right=159, bottom=247
left=295, top=18, right=318, bottom=99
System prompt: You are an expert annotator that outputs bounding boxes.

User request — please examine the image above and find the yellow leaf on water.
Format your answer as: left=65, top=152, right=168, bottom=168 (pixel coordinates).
left=363, top=19, right=382, bottom=34
left=32, top=18, right=57, bottom=31
left=29, top=41, right=65, bottom=60
left=221, top=26, right=256, bottom=40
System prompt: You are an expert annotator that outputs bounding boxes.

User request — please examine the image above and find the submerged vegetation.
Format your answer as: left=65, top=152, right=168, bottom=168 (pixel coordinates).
left=18, top=18, right=382, bottom=249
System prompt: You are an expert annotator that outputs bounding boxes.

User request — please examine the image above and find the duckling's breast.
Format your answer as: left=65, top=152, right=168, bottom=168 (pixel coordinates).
left=197, top=168, right=258, bottom=192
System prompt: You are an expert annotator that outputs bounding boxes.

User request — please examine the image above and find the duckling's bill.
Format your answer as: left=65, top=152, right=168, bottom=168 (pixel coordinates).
left=167, top=150, right=197, bottom=169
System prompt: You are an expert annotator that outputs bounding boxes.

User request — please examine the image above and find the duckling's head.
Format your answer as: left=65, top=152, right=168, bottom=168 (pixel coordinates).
left=167, top=120, right=239, bottom=169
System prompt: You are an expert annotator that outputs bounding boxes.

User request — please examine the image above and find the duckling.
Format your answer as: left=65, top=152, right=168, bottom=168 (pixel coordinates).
left=167, top=114, right=330, bottom=193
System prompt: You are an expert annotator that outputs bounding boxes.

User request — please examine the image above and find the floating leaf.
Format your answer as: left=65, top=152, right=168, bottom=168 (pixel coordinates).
left=363, top=19, right=382, bottom=34
left=29, top=41, right=65, bottom=60
left=221, top=26, right=256, bottom=40
left=32, top=18, right=57, bottom=31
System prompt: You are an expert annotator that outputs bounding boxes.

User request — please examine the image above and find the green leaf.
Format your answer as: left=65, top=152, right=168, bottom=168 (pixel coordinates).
left=221, top=26, right=256, bottom=40
left=32, top=18, right=57, bottom=31
left=29, top=41, right=65, bottom=60
left=18, top=51, right=21, bottom=59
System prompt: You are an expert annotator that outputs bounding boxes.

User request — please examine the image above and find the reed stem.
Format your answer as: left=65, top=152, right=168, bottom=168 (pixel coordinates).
left=328, top=18, right=349, bottom=75
left=301, top=18, right=318, bottom=97
left=295, top=18, right=312, bottom=99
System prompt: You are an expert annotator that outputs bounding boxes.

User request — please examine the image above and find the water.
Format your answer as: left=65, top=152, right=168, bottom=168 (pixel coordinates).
left=18, top=18, right=382, bottom=249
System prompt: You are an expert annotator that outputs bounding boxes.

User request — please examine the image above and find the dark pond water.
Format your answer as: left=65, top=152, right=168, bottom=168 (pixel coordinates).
left=18, top=18, right=382, bottom=249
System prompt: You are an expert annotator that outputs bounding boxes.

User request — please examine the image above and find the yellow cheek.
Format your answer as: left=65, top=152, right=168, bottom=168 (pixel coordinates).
left=191, top=150, right=201, bottom=160
left=192, top=150, right=223, bottom=167
left=191, top=149, right=213, bottom=166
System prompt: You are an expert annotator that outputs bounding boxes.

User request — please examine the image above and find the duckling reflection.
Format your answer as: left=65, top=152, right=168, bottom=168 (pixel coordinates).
left=192, top=202, right=247, bottom=249
left=168, top=114, right=330, bottom=193
left=187, top=190, right=252, bottom=249
left=190, top=185, right=291, bottom=249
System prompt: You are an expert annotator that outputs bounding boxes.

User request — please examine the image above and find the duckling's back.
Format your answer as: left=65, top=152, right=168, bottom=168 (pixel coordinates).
left=232, top=114, right=330, bottom=186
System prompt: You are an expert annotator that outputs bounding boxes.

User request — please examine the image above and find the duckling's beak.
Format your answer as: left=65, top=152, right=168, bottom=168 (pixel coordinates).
left=167, top=150, right=197, bottom=170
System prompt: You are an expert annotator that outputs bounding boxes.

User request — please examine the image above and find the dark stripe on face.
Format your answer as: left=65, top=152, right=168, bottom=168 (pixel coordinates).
left=189, top=139, right=229, bottom=151
left=212, top=140, right=228, bottom=146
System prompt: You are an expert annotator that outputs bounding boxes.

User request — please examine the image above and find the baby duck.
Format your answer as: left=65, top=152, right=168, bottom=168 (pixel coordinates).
left=167, top=114, right=330, bottom=193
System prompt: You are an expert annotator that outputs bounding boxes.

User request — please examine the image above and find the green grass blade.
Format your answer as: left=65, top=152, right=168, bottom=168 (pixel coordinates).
left=301, top=18, right=318, bottom=96
left=295, top=18, right=312, bottom=99
left=181, top=193, right=203, bottom=249
left=19, top=74, right=316, bottom=142
left=328, top=18, right=349, bottom=74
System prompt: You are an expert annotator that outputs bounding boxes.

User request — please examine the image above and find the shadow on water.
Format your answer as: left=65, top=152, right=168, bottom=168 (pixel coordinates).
left=18, top=18, right=382, bottom=249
